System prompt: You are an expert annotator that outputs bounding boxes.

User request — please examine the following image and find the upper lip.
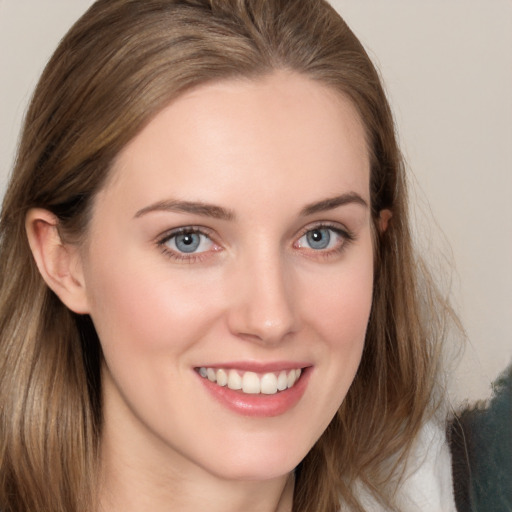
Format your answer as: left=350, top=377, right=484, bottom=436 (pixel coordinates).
left=195, top=361, right=311, bottom=373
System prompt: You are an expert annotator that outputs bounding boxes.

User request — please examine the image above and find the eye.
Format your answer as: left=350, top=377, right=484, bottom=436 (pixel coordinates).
left=159, top=228, right=217, bottom=259
left=294, top=224, right=354, bottom=257
left=297, top=227, right=340, bottom=251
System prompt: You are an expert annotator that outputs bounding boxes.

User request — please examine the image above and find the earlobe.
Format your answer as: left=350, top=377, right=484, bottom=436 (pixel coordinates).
left=25, top=208, right=90, bottom=314
left=378, top=209, right=392, bottom=232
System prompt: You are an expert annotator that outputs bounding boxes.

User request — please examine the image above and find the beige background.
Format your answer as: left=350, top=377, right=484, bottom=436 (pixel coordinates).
left=1, top=1, right=511, bottom=404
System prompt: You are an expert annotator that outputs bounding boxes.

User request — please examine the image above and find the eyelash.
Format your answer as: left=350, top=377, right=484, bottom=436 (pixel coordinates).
left=156, top=223, right=356, bottom=263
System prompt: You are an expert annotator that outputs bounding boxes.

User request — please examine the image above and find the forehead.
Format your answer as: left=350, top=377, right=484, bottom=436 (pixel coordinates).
left=100, top=71, right=370, bottom=215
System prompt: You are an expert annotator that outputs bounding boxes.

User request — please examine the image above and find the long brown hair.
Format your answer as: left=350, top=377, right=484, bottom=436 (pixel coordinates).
left=0, top=1, right=454, bottom=510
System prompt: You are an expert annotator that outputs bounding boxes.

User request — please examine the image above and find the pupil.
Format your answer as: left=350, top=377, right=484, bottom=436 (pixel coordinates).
left=183, top=234, right=194, bottom=245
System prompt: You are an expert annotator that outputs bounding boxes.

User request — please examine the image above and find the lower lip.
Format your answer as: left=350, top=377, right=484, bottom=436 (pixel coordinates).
left=197, top=368, right=311, bottom=417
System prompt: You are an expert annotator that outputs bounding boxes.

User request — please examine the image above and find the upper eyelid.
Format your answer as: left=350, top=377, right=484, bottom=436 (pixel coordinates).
left=296, top=221, right=351, bottom=237
left=156, top=225, right=216, bottom=243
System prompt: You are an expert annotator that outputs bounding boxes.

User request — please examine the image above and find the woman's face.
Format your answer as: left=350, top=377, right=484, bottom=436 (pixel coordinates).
left=79, top=71, right=374, bottom=481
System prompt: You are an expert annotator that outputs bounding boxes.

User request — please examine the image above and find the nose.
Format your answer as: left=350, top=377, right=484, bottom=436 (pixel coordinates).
left=226, top=249, right=298, bottom=345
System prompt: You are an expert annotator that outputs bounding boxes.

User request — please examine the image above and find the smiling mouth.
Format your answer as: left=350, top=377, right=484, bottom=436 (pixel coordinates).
left=197, top=367, right=303, bottom=395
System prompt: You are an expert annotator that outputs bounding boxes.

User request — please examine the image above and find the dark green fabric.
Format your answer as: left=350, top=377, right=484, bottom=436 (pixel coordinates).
left=451, top=364, right=512, bottom=512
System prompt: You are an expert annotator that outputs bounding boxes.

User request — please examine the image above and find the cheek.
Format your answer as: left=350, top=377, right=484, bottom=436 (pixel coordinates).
left=83, top=252, right=224, bottom=362
left=271, top=246, right=373, bottom=451
left=304, top=252, right=374, bottom=349
left=301, top=241, right=374, bottom=402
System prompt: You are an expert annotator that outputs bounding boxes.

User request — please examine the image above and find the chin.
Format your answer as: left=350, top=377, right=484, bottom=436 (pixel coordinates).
left=199, top=435, right=309, bottom=482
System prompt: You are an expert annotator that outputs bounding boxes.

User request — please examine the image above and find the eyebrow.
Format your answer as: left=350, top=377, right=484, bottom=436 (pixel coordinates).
left=299, top=192, right=368, bottom=216
left=134, top=199, right=236, bottom=221
left=134, top=192, right=367, bottom=221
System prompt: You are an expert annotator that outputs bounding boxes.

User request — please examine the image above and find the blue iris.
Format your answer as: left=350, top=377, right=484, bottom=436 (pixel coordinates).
left=306, top=228, right=331, bottom=250
left=175, top=233, right=201, bottom=253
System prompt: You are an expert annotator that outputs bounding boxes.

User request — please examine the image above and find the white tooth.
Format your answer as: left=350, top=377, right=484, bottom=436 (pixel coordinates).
left=260, top=373, right=278, bottom=395
left=216, top=368, right=228, bottom=387
left=242, top=372, right=261, bottom=394
left=295, top=368, right=302, bottom=380
left=287, top=370, right=297, bottom=388
left=199, top=367, right=208, bottom=378
left=207, top=368, right=216, bottom=382
left=227, top=369, right=242, bottom=390
left=277, top=371, right=288, bottom=391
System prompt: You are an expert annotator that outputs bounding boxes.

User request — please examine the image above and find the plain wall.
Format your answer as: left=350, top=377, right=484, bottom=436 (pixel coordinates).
left=1, top=0, right=511, bottom=404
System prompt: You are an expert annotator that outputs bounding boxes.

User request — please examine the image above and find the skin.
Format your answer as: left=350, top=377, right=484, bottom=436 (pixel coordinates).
left=27, top=71, right=378, bottom=512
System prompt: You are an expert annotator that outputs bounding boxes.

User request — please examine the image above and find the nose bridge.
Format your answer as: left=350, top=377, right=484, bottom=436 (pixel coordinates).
left=227, top=242, right=297, bottom=344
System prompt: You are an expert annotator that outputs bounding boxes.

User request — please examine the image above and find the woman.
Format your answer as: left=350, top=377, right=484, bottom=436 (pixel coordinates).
left=0, top=1, right=458, bottom=510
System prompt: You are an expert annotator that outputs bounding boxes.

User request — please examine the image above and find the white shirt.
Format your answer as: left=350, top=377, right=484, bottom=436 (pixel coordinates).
left=356, top=419, right=457, bottom=511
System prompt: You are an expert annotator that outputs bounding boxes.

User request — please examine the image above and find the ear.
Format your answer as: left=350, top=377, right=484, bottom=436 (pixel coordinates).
left=378, top=209, right=392, bottom=232
left=25, top=208, right=90, bottom=314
